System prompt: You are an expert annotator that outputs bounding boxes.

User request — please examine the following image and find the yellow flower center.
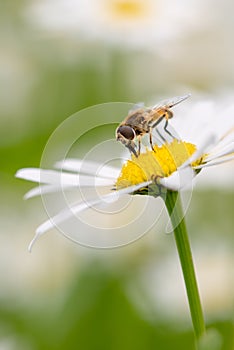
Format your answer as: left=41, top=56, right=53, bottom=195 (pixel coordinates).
left=116, top=140, right=203, bottom=190
left=108, top=0, right=150, bottom=20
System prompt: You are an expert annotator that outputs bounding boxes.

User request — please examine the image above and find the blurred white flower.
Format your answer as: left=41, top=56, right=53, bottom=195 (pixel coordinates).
left=16, top=95, right=234, bottom=251
left=0, top=44, right=38, bottom=146
left=25, top=0, right=205, bottom=49
left=140, top=246, right=234, bottom=320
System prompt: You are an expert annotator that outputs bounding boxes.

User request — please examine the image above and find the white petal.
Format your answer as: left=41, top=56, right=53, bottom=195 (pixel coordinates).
left=195, top=161, right=234, bottom=189
left=28, top=180, right=152, bottom=251
left=195, top=154, right=234, bottom=169
left=25, top=185, right=56, bottom=199
left=180, top=134, right=218, bottom=168
left=159, top=166, right=195, bottom=191
left=205, top=142, right=234, bottom=162
left=16, top=168, right=113, bottom=187
left=215, top=129, right=234, bottom=149
left=24, top=184, right=73, bottom=199
left=209, top=130, right=234, bottom=155
left=28, top=234, right=40, bottom=253
left=55, top=159, right=120, bottom=179
left=16, top=168, right=76, bottom=184
left=219, top=127, right=234, bottom=142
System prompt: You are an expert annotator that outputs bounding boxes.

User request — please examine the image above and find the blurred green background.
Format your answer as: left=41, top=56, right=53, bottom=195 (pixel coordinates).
left=0, top=1, right=233, bottom=349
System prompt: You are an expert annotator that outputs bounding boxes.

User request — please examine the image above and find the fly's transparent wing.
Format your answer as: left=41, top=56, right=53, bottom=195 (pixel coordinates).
left=128, top=102, right=145, bottom=115
left=152, top=93, right=191, bottom=110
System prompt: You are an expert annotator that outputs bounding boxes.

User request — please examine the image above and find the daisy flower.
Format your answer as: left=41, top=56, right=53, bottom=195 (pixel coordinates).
left=16, top=95, right=234, bottom=341
left=25, top=0, right=204, bottom=49
left=16, top=96, right=234, bottom=252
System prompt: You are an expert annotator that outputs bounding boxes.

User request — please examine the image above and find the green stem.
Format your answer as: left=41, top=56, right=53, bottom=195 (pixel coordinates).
left=164, top=190, right=206, bottom=340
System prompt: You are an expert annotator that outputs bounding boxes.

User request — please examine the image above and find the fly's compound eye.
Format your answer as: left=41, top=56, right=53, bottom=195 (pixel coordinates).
left=117, top=126, right=135, bottom=140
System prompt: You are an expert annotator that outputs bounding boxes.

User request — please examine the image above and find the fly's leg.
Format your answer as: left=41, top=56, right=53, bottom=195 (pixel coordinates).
left=164, top=119, right=177, bottom=139
left=151, top=116, right=166, bottom=143
left=149, top=129, right=155, bottom=151
left=137, top=137, right=141, bottom=156
left=156, top=128, right=166, bottom=142
left=120, top=137, right=138, bottom=157
left=127, top=142, right=138, bottom=158
left=150, top=128, right=166, bottom=149
left=150, top=126, right=166, bottom=147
